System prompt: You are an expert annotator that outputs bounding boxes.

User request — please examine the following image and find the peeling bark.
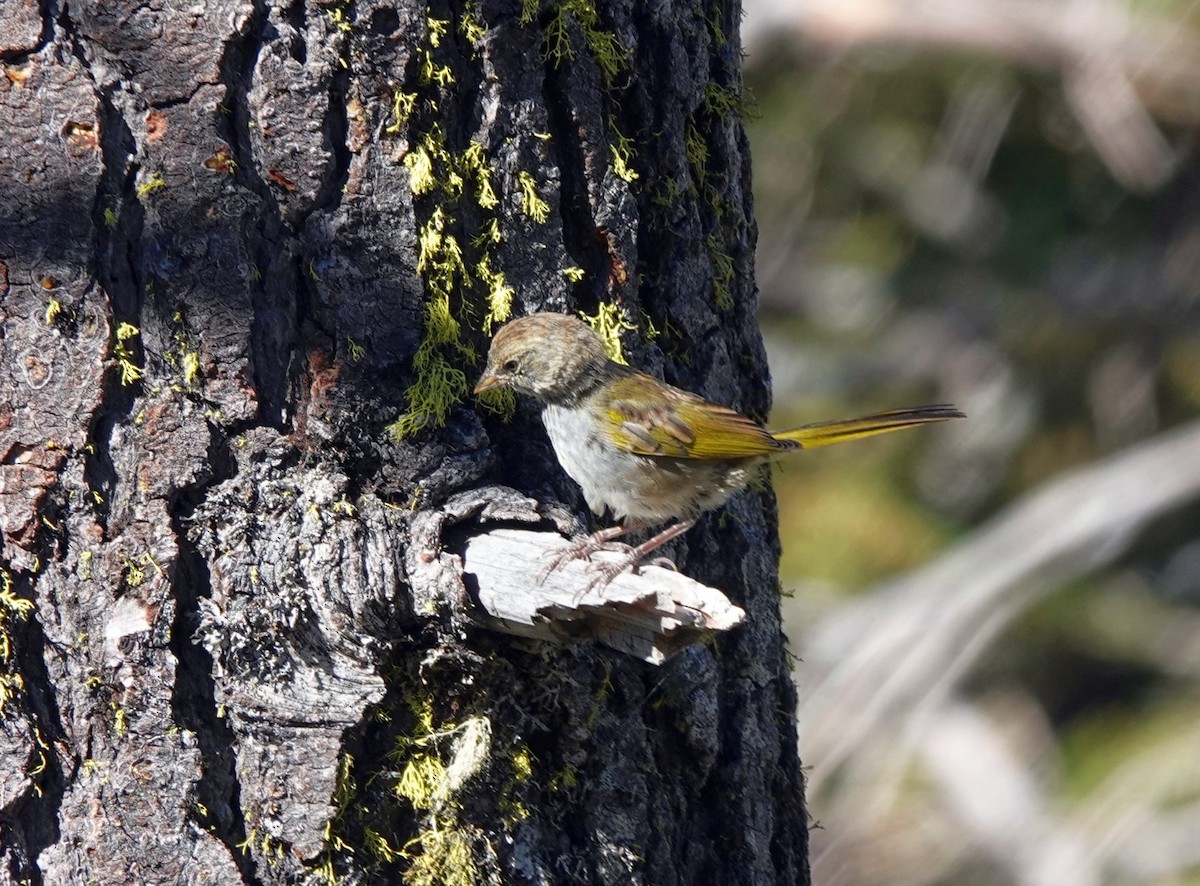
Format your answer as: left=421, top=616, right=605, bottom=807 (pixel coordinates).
left=0, top=2, right=808, bottom=884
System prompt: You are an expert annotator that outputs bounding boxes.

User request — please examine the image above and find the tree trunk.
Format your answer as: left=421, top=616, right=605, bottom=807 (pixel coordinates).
left=0, top=1, right=809, bottom=883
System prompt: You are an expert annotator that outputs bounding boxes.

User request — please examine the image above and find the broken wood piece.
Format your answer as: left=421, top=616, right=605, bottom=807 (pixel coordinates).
left=461, top=527, right=745, bottom=665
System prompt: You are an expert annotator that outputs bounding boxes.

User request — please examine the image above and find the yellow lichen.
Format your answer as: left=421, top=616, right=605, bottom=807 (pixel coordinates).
left=181, top=350, right=201, bottom=386
left=390, top=706, right=493, bottom=886
left=462, top=142, right=498, bottom=209
left=135, top=171, right=166, bottom=199
left=327, top=4, right=352, bottom=32
left=114, top=322, right=144, bottom=385
left=459, top=10, right=486, bottom=46
left=388, top=347, right=470, bottom=440
left=518, top=171, right=550, bottom=223
left=421, top=49, right=454, bottom=86
left=610, top=137, right=639, bottom=183
left=0, top=568, right=34, bottom=713
left=580, top=302, right=635, bottom=364
left=401, top=827, right=479, bottom=886
left=477, top=256, right=513, bottom=332
left=405, top=145, right=436, bottom=196
left=426, top=18, right=449, bottom=47
left=387, top=90, right=418, bottom=135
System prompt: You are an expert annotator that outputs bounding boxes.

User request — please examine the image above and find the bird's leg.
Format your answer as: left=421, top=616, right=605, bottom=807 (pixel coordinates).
left=537, top=524, right=637, bottom=584
left=584, top=518, right=696, bottom=592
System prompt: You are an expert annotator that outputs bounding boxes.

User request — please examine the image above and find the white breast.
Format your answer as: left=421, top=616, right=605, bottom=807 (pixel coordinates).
left=540, top=403, right=750, bottom=526
left=541, top=403, right=626, bottom=517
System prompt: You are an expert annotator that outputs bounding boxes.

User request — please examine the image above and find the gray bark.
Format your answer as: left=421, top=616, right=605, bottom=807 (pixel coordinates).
left=0, top=1, right=809, bottom=884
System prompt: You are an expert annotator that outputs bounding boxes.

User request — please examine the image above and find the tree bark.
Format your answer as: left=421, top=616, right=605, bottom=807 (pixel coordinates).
left=0, top=1, right=809, bottom=884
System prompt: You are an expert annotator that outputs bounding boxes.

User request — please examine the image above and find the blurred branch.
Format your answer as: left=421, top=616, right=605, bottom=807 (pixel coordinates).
left=1078, top=718, right=1200, bottom=880
left=918, top=703, right=1099, bottom=885
left=797, top=418, right=1200, bottom=794
left=757, top=0, right=1198, bottom=189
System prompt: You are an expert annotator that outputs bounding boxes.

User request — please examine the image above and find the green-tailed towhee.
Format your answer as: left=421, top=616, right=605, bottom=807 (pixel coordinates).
left=474, top=312, right=963, bottom=586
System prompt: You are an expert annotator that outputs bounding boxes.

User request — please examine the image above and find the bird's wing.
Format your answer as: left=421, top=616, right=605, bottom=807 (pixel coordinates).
left=602, top=374, right=787, bottom=459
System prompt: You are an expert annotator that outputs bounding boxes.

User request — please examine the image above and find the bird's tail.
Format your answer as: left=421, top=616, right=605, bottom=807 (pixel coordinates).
left=771, top=405, right=964, bottom=449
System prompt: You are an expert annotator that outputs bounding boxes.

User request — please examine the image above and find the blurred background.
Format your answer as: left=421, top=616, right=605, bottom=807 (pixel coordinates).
left=741, top=1, right=1200, bottom=884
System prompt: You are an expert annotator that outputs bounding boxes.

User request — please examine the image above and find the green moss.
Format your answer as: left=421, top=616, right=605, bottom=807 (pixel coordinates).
left=706, top=234, right=735, bottom=310
left=685, top=123, right=709, bottom=185
left=401, top=827, right=479, bottom=886
left=536, top=0, right=629, bottom=86
left=388, top=696, right=493, bottom=886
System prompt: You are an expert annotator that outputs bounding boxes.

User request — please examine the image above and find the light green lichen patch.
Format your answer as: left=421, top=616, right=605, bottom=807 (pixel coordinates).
left=114, top=322, right=144, bottom=386
left=386, top=7, right=528, bottom=438
left=525, top=0, right=629, bottom=87
left=0, top=568, right=34, bottom=715
left=580, top=302, right=635, bottom=364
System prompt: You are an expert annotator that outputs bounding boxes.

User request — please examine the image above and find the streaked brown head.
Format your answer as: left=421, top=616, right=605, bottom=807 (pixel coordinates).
left=474, top=313, right=612, bottom=404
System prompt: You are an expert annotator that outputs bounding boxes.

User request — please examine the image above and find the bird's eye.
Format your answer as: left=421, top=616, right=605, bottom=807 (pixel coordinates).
left=502, top=358, right=519, bottom=373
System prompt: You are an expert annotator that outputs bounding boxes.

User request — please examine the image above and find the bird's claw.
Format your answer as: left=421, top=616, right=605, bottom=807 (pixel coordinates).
left=537, top=536, right=636, bottom=585
left=575, top=556, right=638, bottom=601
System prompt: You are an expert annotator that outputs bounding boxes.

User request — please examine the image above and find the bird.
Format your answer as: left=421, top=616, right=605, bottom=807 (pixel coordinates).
left=474, top=312, right=964, bottom=588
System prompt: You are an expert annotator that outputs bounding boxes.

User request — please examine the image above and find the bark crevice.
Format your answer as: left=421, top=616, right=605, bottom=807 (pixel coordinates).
left=168, top=429, right=257, bottom=884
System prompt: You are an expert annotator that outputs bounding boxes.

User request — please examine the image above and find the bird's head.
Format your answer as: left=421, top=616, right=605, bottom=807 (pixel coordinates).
left=474, top=313, right=612, bottom=405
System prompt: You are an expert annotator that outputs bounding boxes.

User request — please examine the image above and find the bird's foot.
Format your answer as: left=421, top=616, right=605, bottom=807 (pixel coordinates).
left=577, top=554, right=680, bottom=597
left=537, top=527, right=634, bottom=585
left=579, top=555, right=640, bottom=597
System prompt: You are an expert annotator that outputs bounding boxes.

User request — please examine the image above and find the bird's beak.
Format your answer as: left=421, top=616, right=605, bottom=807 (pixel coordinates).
left=473, top=373, right=501, bottom=394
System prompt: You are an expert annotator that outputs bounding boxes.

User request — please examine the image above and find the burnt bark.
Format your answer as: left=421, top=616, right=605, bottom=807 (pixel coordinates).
left=0, top=1, right=809, bottom=884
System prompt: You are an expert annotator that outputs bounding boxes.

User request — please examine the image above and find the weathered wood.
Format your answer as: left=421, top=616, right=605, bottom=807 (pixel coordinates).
left=463, top=527, right=745, bottom=664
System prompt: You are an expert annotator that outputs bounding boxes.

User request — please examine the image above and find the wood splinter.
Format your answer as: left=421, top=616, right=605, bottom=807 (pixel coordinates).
left=462, top=527, right=745, bottom=665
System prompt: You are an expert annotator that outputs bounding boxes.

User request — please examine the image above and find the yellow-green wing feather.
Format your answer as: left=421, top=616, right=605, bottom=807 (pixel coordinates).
left=771, top=405, right=964, bottom=448
left=603, top=374, right=786, bottom=459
